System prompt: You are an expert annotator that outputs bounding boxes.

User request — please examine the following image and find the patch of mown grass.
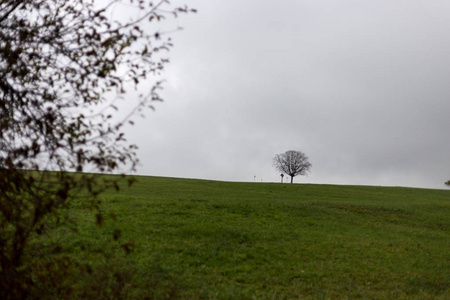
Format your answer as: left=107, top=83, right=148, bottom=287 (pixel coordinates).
left=38, top=176, right=450, bottom=299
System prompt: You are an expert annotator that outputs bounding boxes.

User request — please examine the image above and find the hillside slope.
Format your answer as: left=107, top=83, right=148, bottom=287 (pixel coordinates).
left=61, top=176, right=450, bottom=299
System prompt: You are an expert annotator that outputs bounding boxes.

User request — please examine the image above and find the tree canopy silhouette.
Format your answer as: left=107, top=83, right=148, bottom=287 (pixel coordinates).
left=273, top=150, right=312, bottom=183
left=0, top=0, right=194, bottom=298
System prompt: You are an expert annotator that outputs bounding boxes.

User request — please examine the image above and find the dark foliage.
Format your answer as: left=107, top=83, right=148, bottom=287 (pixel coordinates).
left=0, top=0, right=194, bottom=298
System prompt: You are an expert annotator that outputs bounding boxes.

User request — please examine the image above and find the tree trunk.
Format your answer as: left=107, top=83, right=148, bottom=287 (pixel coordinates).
left=291, top=176, right=293, bottom=183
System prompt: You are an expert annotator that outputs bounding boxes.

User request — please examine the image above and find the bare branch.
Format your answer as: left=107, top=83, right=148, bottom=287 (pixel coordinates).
left=273, top=150, right=312, bottom=183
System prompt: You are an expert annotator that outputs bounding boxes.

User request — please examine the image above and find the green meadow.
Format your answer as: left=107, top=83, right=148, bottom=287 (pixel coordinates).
left=42, top=176, right=449, bottom=299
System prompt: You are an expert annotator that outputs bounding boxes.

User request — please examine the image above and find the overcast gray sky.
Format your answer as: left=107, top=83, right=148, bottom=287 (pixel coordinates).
left=126, top=0, right=450, bottom=189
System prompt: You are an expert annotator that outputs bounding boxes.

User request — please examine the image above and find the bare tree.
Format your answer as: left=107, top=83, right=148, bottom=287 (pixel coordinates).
left=0, top=0, right=194, bottom=297
left=273, top=150, right=312, bottom=183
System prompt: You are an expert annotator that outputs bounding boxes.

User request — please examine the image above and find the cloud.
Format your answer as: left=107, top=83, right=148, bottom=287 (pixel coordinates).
left=125, top=0, right=450, bottom=189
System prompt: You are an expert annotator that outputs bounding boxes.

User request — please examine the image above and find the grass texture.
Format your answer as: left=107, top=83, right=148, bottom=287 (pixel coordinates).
left=48, top=176, right=450, bottom=299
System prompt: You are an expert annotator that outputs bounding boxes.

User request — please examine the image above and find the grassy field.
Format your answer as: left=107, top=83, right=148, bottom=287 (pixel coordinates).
left=45, top=176, right=449, bottom=299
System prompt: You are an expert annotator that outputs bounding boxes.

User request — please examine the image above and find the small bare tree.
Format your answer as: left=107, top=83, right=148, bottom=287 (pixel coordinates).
left=273, top=150, right=312, bottom=183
